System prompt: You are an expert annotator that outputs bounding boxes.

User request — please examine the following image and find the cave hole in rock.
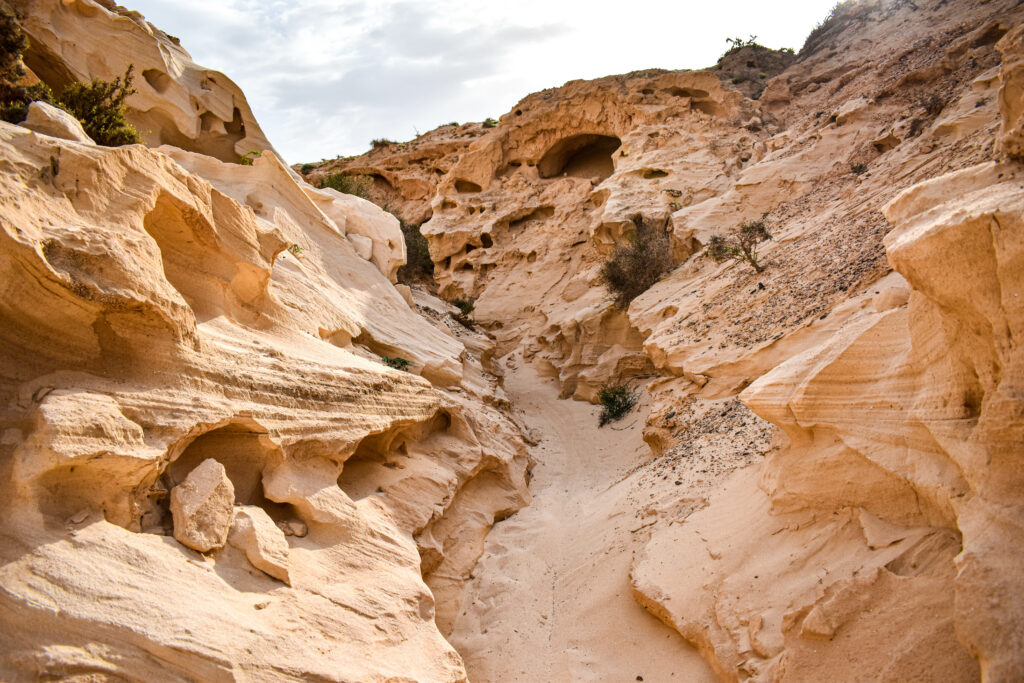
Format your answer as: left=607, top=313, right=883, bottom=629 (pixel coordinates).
left=691, top=99, right=724, bottom=117
left=455, top=179, right=482, bottom=193
left=664, top=87, right=709, bottom=98
left=199, top=111, right=222, bottom=133
left=465, top=243, right=477, bottom=253
left=142, top=68, right=172, bottom=93
left=642, top=168, right=669, bottom=179
left=337, top=412, right=451, bottom=502
left=481, top=233, right=493, bottom=248
left=508, top=206, right=555, bottom=231
left=538, top=134, right=621, bottom=182
left=441, top=199, right=458, bottom=210
left=156, top=421, right=297, bottom=532
left=224, top=107, right=245, bottom=137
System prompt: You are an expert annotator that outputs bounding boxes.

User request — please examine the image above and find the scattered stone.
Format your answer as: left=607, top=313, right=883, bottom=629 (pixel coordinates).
left=229, top=505, right=291, bottom=585
left=170, top=459, right=235, bottom=552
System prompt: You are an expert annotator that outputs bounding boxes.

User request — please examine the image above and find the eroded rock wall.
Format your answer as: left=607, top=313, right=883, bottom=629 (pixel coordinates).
left=0, top=5, right=530, bottom=680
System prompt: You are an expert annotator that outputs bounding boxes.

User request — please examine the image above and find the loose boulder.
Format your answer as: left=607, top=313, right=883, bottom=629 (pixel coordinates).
left=170, top=458, right=235, bottom=552
left=229, top=505, right=291, bottom=584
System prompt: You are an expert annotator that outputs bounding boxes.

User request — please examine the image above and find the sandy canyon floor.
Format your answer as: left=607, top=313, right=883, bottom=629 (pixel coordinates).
left=449, top=356, right=716, bottom=682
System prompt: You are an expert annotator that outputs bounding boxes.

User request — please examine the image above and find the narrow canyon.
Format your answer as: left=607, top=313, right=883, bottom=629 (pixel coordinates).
left=0, top=0, right=1022, bottom=681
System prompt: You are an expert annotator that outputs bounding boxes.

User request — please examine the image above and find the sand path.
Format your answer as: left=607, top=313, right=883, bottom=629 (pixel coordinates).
left=448, top=355, right=714, bottom=682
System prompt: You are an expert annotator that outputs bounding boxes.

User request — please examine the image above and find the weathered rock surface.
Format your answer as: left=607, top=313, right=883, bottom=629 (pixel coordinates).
left=170, top=458, right=235, bottom=552
left=2, top=0, right=1023, bottom=680
left=12, top=0, right=274, bottom=162
left=0, top=6, right=530, bottom=679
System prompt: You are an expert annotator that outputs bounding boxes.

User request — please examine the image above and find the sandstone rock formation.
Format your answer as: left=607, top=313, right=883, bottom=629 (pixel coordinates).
left=12, top=0, right=274, bottom=162
left=0, top=3, right=529, bottom=680
left=1, top=0, right=1023, bottom=680
left=170, top=457, right=235, bottom=552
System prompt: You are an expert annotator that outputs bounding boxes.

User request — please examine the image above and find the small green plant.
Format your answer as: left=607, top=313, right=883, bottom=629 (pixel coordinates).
left=601, top=214, right=673, bottom=308
left=371, top=138, right=396, bottom=149
left=726, top=35, right=760, bottom=50
left=452, top=298, right=475, bottom=315
left=318, top=172, right=373, bottom=198
left=445, top=121, right=459, bottom=127
left=300, top=163, right=315, bottom=174
left=598, top=383, right=637, bottom=426
left=239, top=150, right=261, bottom=165
left=703, top=218, right=773, bottom=273
left=850, top=162, right=867, bottom=175
left=397, top=222, right=434, bottom=284
left=287, top=243, right=303, bottom=256
left=382, top=356, right=411, bottom=371
left=482, top=117, right=498, bottom=128
left=57, top=65, right=141, bottom=146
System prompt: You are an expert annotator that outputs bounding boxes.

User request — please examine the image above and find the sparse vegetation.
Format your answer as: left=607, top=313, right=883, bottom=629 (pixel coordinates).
left=0, top=9, right=54, bottom=124
left=371, top=138, right=396, bottom=149
left=703, top=218, right=773, bottom=273
left=850, top=162, right=867, bottom=175
left=318, top=172, right=372, bottom=198
left=299, top=163, right=315, bottom=174
left=239, top=150, right=261, bottom=165
left=396, top=222, right=434, bottom=284
left=601, top=214, right=673, bottom=308
left=598, top=383, right=637, bottom=426
left=57, top=65, right=141, bottom=146
left=452, top=298, right=475, bottom=315
left=483, top=117, right=498, bottom=128
left=287, top=243, right=303, bottom=256
left=382, top=356, right=411, bottom=371
left=726, top=35, right=761, bottom=51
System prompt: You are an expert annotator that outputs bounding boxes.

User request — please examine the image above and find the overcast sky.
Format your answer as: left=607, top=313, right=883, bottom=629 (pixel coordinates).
left=128, top=0, right=838, bottom=163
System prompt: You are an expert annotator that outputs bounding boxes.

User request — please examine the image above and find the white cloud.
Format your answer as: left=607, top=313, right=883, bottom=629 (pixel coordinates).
left=128, top=0, right=838, bottom=162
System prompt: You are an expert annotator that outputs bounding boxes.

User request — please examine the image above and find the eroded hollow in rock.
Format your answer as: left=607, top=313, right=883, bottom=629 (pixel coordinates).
left=538, top=134, right=621, bottom=181
left=164, top=421, right=286, bottom=510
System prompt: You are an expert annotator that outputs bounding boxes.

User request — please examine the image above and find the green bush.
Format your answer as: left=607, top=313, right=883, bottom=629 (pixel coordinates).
left=57, top=65, right=140, bottom=146
left=382, top=356, right=411, bottom=371
left=371, top=138, right=396, bottom=149
left=703, top=219, right=772, bottom=273
left=452, top=298, right=475, bottom=315
left=318, top=172, right=372, bottom=198
left=601, top=214, right=673, bottom=308
left=0, top=9, right=54, bottom=124
left=598, top=383, right=637, bottom=426
left=239, top=150, right=261, bottom=165
left=482, top=117, right=498, bottom=128
left=396, top=222, right=434, bottom=284
left=850, top=162, right=867, bottom=175
left=299, top=163, right=315, bottom=174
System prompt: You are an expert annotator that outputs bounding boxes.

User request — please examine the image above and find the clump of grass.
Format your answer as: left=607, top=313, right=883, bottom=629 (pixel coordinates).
left=57, top=65, right=141, bottom=146
left=239, top=150, right=261, bottom=165
left=703, top=218, right=773, bottom=273
left=287, top=243, right=303, bottom=256
left=382, top=356, right=411, bottom=371
left=396, top=222, right=434, bottom=284
left=850, top=162, right=867, bottom=175
left=483, top=117, right=498, bottom=128
left=318, top=172, right=372, bottom=198
left=299, top=163, right=315, bottom=174
left=601, top=214, right=673, bottom=308
left=371, top=138, right=396, bottom=149
left=598, top=383, right=637, bottom=426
